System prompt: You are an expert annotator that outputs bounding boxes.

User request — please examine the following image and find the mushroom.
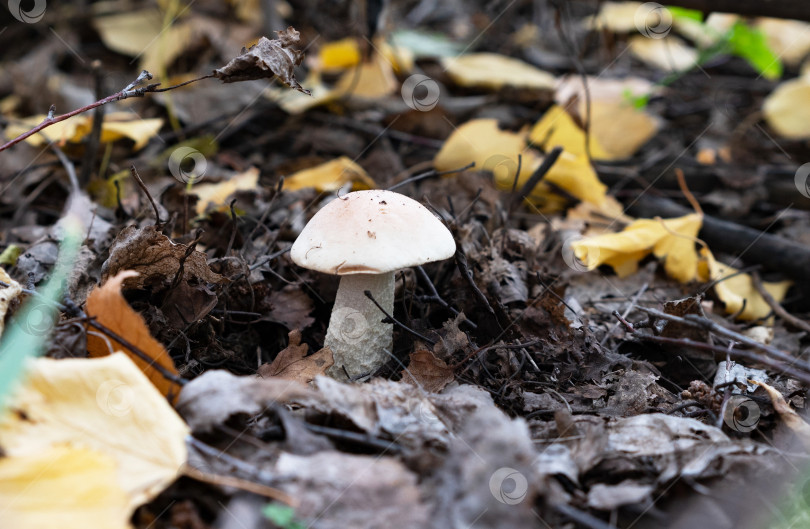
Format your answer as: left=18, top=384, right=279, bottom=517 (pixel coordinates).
left=290, top=189, right=456, bottom=380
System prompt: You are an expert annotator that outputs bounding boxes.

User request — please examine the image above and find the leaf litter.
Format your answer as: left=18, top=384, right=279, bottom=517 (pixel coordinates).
left=1, top=2, right=810, bottom=529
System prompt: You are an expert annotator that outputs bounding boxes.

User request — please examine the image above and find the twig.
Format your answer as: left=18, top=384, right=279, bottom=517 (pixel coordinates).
left=751, top=271, right=810, bottom=333
left=79, top=61, right=105, bottom=186
left=363, top=289, right=436, bottom=345
left=414, top=265, right=477, bottom=329
left=511, top=146, right=564, bottom=211
left=130, top=165, right=161, bottom=224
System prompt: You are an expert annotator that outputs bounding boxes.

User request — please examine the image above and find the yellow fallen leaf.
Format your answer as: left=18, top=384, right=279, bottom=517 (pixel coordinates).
left=318, top=38, right=362, bottom=71
left=698, top=248, right=792, bottom=320
left=86, top=270, right=182, bottom=401
left=334, top=52, right=398, bottom=98
left=266, top=71, right=337, bottom=114
left=283, top=157, right=376, bottom=192
left=751, top=379, right=810, bottom=446
left=192, top=166, right=260, bottom=214
left=763, top=76, right=810, bottom=139
left=0, top=446, right=129, bottom=529
left=91, top=8, right=163, bottom=57
left=585, top=1, right=644, bottom=33
left=572, top=213, right=703, bottom=282
left=5, top=112, right=163, bottom=151
left=0, top=353, right=189, bottom=512
left=629, top=35, right=699, bottom=72
left=441, top=53, right=556, bottom=90
left=434, top=118, right=540, bottom=188
left=530, top=104, right=611, bottom=159
left=0, top=268, right=22, bottom=338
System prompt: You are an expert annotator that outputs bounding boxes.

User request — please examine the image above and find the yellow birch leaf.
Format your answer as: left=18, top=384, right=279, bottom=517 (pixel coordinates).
left=763, top=76, right=810, bottom=139
left=0, top=446, right=129, bottom=529
left=334, top=53, right=398, bottom=98
left=441, top=53, right=556, bottom=90
left=267, top=71, right=337, bottom=114
left=283, top=157, right=376, bottom=192
left=0, top=353, right=189, bottom=512
left=192, top=167, right=260, bottom=215
left=757, top=18, right=810, bottom=67
left=91, top=9, right=163, bottom=57
left=628, top=35, right=699, bottom=72
left=699, top=248, right=792, bottom=320
left=318, top=38, right=362, bottom=71
left=434, top=118, right=541, bottom=187
left=4, top=114, right=84, bottom=145
left=571, top=213, right=703, bottom=281
left=5, top=113, right=163, bottom=151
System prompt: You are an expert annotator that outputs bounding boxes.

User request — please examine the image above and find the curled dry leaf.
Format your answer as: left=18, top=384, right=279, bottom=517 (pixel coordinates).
left=213, top=27, right=311, bottom=94
left=101, top=225, right=227, bottom=292
left=751, top=380, right=810, bottom=447
left=258, top=329, right=334, bottom=384
left=400, top=349, right=455, bottom=393
left=86, top=270, right=182, bottom=401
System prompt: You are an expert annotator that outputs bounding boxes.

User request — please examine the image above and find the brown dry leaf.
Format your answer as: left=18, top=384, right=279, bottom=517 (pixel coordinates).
left=0, top=353, right=189, bottom=514
left=160, top=281, right=217, bottom=330
left=259, top=330, right=333, bottom=383
left=268, top=284, right=315, bottom=330
left=751, top=380, right=810, bottom=447
left=86, top=271, right=182, bottom=401
left=401, top=349, right=455, bottom=393
left=0, top=446, right=129, bottom=529
left=101, top=225, right=227, bottom=291
left=213, top=27, right=310, bottom=94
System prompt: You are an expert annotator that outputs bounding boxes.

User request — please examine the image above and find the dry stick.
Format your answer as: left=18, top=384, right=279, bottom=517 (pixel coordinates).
left=510, top=146, right=564, bottom=212
left=387, top=161, right=475, bottom=192
left=0, top=71, right=212, bottom=154
left=751, top=271, right=810, bottom=334
left=79, top=61, right=105, bottom=186
left=363, top=290, right=436, bottom=345
left=130, top=165, right=162, bottom=224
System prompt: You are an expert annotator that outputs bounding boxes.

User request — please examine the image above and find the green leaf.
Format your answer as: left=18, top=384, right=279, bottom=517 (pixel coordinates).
left=0, top=216, right=82, bottom=410
left=262, top=503, right=306, bottom=529
left=667, top=6, right=703, bottom=22
left=727, top=21, right=783, bottom=80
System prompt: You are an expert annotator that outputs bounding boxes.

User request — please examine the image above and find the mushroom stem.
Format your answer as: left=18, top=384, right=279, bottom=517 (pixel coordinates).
left=324, top=272, right=394, bottom=380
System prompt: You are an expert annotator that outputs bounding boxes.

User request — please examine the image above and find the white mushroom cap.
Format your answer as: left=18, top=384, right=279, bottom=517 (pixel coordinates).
left=290, top=190, right=455, bottom=275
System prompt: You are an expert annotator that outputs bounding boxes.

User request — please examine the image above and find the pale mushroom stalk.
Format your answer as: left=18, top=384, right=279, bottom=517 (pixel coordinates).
left=290, top=190, right=456, bottom=381
left=324, top=272, right=394, bottom=379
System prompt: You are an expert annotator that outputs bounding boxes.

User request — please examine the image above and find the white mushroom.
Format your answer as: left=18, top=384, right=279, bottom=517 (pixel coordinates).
left=290, top=190, right=456, bottom=380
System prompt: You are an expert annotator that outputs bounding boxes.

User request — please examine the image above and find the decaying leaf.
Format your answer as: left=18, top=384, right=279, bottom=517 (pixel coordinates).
left=267, top=284, right=315, bottom=330
left=258, top=329, right=333, bottom=383
left=400, top=349, right=455, bottom=393
left=86, top=270, right=182, bottom=401
left=176, top=369, right=317, bottom=433
left=0, top=268, right=22, bottom=338
left=572, top=213, right=703, bottom=282
left=763, top=76, right=810, bottom=139
left=160, top=281, right=218, bottom=330
left=629, top=35, right=699, bottom=72
left=0, top=353, right=189, bottom=513
left=283, top=156, right=376, bottom=192
left=0, top=446, right=129, bottom=529
left=752, top=380, right=810, bottom=448
left=213, top=27, right=310, bottom=94
left=101, top=225, right=227, bottom=291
